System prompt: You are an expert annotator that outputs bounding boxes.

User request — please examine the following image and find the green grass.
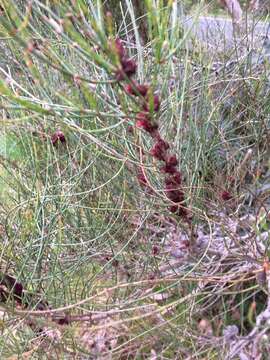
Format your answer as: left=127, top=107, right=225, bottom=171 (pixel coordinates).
left=0, top=0, right=269, bottom=358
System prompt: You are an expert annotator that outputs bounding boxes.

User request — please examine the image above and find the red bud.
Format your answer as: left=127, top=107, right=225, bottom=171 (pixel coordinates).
left=221, top=191, right=232, bottom=201
left=166, top=154, right=178, bottom=167
left=51, top=130, right=66, bottom=146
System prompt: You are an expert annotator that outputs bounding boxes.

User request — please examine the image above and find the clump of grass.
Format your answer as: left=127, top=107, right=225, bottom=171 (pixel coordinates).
left=0, top=0, right=269, bottom=358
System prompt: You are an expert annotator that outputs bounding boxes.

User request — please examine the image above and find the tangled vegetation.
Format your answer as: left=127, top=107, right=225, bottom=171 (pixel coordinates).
left=0, top=1, right=269, bottom=358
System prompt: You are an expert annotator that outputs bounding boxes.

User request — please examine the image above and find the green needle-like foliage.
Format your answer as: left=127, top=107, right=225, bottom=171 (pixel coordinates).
left=0, top=1, right=269, bottom=358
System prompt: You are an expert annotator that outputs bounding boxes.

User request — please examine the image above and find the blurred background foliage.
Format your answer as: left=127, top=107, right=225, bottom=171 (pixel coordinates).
left=103, top=0, right=270, bottom=43
left=104, top=0, right=270, bottom=19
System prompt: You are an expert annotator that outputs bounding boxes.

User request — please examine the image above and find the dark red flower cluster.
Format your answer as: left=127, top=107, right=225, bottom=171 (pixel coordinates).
left=152, top=245, right=159, bottom=256
left=164, top=168, right=187, bottom=216
left=150, top=139, right=169, bottom=161
left=51, top=130, right=66, bottom=146
left=166, top=154, right=178, bottom=167
left=117, top=58, right=137, bottom=80
left=148, top=133, right=188, bottom=218
left=165, top=171, right=182, bottom=187
left=113, top=39, right=161, bottom=135
left=113, top=38, right=189, bottom=221
left=165, top=180, right=184, bottom=202
left=221, top=190, right=232, bottom=201
left=161, top=154, right=178, bottom=174
left=125, top=81, right=160, bottom=112
left=113, top=39, right=137, bottom=81
left=125, top=82, right=149, bottom=97
left=136, top=112, right=158, bottom=135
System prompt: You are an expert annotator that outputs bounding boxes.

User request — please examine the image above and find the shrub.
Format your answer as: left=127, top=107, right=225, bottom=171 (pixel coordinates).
left=0, top=0, right=269, bottom=358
